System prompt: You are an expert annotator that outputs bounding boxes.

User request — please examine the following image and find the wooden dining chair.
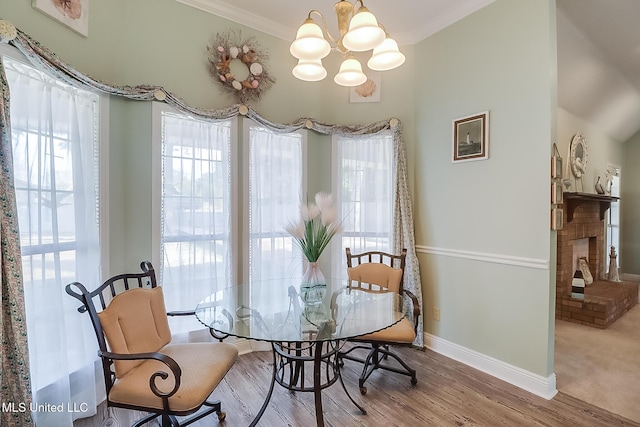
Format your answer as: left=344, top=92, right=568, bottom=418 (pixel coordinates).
left=341, top=248, right=419, bottom=394
left=65, top=261, right=238, bottom=427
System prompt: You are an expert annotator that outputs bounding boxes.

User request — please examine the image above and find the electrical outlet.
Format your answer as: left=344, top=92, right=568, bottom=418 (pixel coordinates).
left=433, top=307, right=440, bottom=321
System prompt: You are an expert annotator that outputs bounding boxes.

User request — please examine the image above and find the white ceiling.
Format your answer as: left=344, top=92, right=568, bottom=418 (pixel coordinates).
left=179, top=0, right=640, bottom=142
left=177, top=0, right=495, bottom=45
left=557, top=0, right=640, bottom=142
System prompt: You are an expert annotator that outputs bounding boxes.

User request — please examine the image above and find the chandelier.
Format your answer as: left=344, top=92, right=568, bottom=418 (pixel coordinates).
left=289, top=0, right=406, bottom=86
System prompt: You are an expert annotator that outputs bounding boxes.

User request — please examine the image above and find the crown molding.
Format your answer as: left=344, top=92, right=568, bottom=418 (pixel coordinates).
left=410, top=0, right=496, bottom=44
left=176, top=0, right=293, bottom=41
left=177, top=0, right=495, bottom=45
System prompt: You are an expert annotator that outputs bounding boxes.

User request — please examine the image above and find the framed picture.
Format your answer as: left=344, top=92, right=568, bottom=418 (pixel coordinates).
left=350, top=72, right=381, bottom=103
left=452, top=111, right=489, bottom=163
left=33, top=0, right=89, bottom=37
left=551, top=208, right=563, bottom=231
left=551, top=143, right=563, bottom=178
left=551, top=181, right=563, bottom=204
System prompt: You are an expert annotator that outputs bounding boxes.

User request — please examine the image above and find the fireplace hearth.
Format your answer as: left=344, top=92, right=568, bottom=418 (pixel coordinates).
left=556, top=193, right=638, bottom=328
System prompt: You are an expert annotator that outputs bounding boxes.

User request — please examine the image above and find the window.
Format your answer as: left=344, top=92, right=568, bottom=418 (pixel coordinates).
left=154, top=112, right=307, bottom=326
left=332, top=132, right=394, bottom=275
left=5, top=53, right=104, bottom=424
left=156, top=106, right=234, bottom=334
left=245, top=121, right=305, bottom=312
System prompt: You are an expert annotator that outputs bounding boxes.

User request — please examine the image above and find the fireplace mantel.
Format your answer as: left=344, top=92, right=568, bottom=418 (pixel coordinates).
left=563, top=192, right=619, bottom=223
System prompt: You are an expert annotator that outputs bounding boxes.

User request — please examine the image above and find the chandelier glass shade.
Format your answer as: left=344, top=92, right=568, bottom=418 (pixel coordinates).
left=292, top=59, right=328, bottom=81
left=368, top=38, right=406, bottom=71
left=289, top=19, right=331, bottom=60
left=334, top=55, right=368, bottom=86
left=290, top=0, right=405, bottom=87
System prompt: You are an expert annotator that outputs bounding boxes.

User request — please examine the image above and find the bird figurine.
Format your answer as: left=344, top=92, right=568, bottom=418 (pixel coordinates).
left=595, top=176, right=605, bottom=194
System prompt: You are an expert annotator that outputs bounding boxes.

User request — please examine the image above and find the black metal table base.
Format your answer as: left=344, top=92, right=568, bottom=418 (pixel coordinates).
left=249, top=340, right=366, bottom=427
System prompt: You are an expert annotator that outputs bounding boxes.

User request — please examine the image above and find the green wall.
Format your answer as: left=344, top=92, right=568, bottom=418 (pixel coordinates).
left=623, top=130, right=640, bottom=274
left=3, top=0, right=559, bottom=384
left=413, top=0, right=556, bottom=377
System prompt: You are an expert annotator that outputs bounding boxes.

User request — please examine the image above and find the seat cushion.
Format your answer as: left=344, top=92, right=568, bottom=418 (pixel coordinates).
left=357, top=317, right=415, bottom=343
left=98, top=287, right=172, bottom=377
left=108, top=342, right=238, bottom=413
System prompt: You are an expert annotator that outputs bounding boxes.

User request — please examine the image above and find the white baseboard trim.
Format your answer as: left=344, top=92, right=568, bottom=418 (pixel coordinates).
left=233, top=334, right=558, bottom=400
left=424, top=333, right=558, bottom=400
left=621, top=272, right=640, bottom=282
left=234, top=338, right=271, bottom=355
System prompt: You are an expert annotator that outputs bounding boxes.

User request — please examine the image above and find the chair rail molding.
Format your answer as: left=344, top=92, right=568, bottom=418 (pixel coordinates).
left=415, top=245, right=549, bottom=270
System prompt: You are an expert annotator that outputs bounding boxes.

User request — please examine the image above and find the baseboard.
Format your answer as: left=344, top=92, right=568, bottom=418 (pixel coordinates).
left=424, top=333, right=558, bottom=400
left=234, top=334, right=558, bottom=399
left=233, top=338, right=271, bottom=355
left=621, top=272, right=640, bottom=282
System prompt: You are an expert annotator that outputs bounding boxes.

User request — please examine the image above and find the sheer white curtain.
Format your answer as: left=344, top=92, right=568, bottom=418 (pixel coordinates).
left=246, top=121, right=304, bottom=311
left=5, top=55, right=102, bottom=425
left=159, top=111, right=233, bottom=334
left=332, top=131, right=394, bottom=276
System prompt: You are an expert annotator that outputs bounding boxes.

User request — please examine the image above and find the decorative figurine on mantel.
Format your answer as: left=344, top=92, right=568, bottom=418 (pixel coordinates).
left=595, top=176, right=605, bottom=194
left=607, top=246, right=621, bottom=282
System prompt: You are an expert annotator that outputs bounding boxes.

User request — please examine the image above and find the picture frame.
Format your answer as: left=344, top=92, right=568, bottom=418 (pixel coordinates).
left=452, top=111, right=489, bottom=163
left=349, top=72, right=381, bottom=103
left=551, top=208, right=563, bottom=231
left=33, top=0, right=89, bottom=37
left=551, top=181, right=563, bottom=204
left=551, top=143, right=563, bottom=178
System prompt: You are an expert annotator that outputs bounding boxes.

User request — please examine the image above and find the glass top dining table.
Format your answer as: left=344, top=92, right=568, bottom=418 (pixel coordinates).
left=194, top=277, right=404, bottom=343
left=194, top=277, right=405, bottom=427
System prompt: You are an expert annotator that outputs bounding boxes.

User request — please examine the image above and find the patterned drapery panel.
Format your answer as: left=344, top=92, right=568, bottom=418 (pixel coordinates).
left=0, top=52, right=33, bottom=427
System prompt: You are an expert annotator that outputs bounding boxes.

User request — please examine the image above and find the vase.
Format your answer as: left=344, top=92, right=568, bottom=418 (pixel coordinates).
left=300, top=261, right=327, bottom=305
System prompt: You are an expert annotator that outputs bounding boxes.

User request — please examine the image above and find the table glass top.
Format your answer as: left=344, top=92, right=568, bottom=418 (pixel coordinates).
left=194, top=278, right=404, bottom=343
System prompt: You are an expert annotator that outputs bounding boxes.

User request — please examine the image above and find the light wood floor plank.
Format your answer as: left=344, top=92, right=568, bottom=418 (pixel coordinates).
left=76, top=345, right=639, bottom=427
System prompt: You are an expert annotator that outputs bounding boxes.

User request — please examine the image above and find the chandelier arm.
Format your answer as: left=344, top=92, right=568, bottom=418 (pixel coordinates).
left=308, top=9, right=340, bottom=46
left=377, top=22, right=389, bottom=36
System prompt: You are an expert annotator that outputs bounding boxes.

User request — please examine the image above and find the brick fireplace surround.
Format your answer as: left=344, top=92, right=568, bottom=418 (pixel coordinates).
left=556, top=194, right=638, bottom=328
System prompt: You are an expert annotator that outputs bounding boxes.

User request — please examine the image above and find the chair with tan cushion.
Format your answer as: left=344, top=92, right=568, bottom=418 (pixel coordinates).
left=341, top=248, right=419, bottom=394
left=66, top=261, right=238, bottom=427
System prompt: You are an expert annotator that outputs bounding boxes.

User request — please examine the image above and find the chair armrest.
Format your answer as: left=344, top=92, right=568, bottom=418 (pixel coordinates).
left=167, top=310, right=195, bottom=317
left=403, top=289, right=421, bottom=332
left=98, top=350, right=182, bottom=398
left=329, top=288, right=345, bottom=321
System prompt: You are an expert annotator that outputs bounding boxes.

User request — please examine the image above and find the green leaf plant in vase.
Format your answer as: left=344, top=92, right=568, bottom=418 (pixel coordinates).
left=286, top=192, right=343, bottom=305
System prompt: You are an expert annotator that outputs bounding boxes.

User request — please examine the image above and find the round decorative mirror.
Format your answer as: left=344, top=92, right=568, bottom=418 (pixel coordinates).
left=570, top=133, right=588, bottom=178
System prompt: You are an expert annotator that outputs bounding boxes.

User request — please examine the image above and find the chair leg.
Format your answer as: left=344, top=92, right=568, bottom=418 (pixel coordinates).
left=356, top=345, right=384, bottom=395
left=161, top=413, right=173, bottom=427
left=132, top=412, right=161, bottom=427
left=343, top=343, right=418, bottom=394
left=379, top=347, right=418, bottom=386
left=131, top=399, right=225, bottom=427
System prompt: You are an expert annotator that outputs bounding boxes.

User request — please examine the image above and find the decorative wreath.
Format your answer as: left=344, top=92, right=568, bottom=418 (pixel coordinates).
left=207, top=30, right=275, bottom=104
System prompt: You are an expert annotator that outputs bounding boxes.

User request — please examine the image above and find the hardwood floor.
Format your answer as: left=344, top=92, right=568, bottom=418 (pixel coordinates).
left=77, top=345, right=639, bottom=427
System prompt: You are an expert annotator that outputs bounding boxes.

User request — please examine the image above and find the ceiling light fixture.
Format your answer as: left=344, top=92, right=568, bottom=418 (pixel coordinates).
left=290, top=0, right=405, bottom=87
